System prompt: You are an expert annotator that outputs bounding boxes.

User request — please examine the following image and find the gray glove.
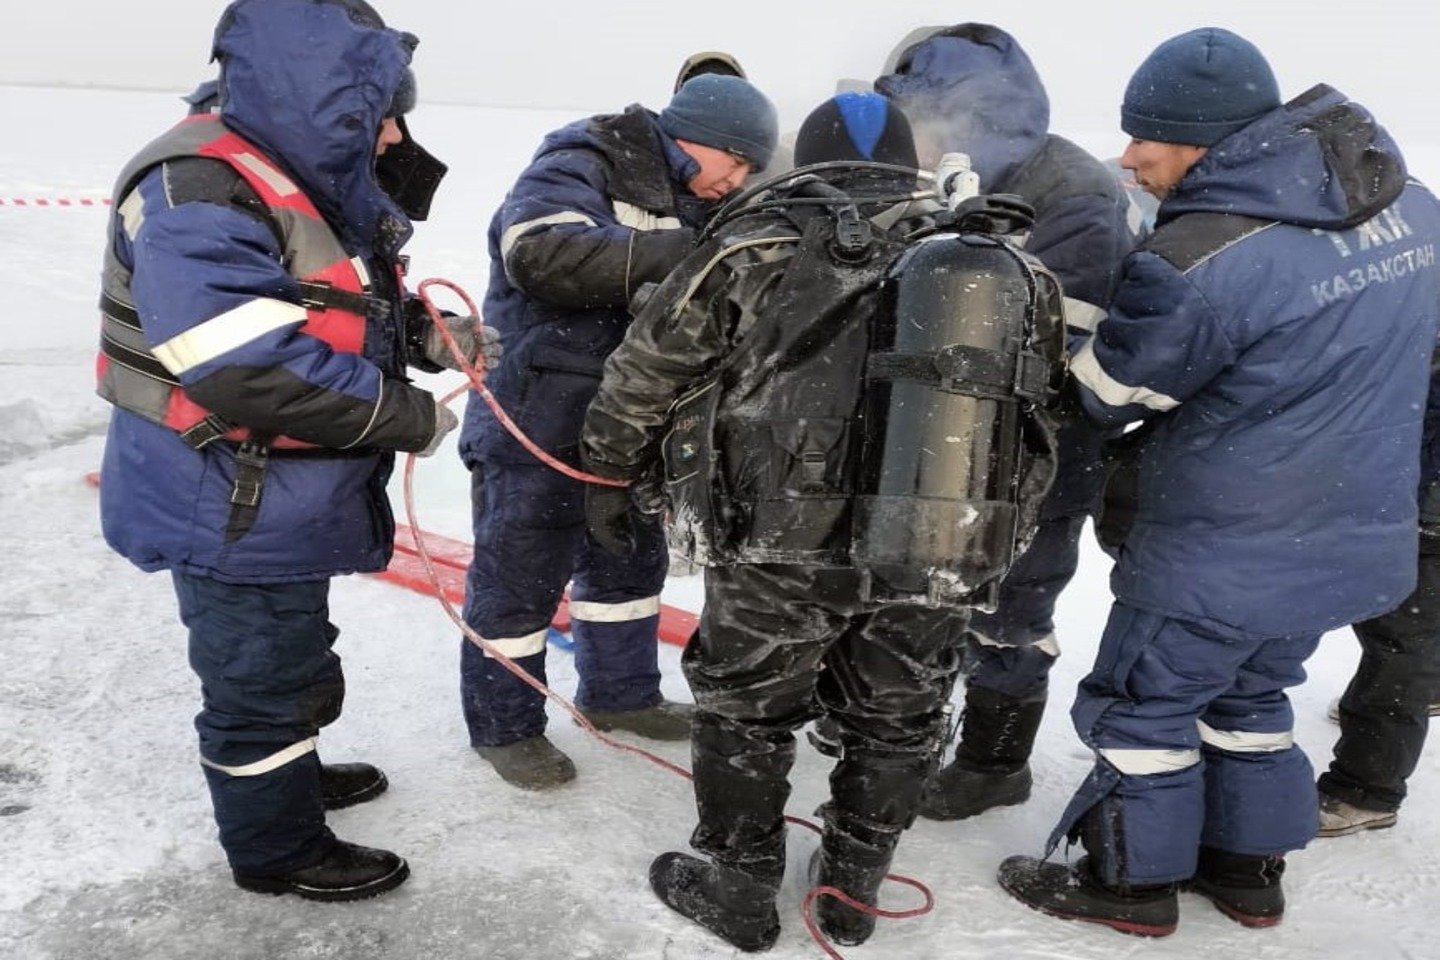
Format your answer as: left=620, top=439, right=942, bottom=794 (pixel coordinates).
left=424, top=315, right=503, bottom=372
left=417, top=402, right=459, bottom=457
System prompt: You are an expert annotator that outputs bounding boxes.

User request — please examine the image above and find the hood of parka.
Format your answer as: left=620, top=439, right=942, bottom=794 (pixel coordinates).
left=213, top=0, right=417, bottom=257
left=1157, top=85, right=1407, bottom=231
left=874, top=23, right=1050, bottom=188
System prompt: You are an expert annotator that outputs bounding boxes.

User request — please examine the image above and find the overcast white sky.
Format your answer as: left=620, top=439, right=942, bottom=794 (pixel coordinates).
left=10, top=0, right=1440, bottom=153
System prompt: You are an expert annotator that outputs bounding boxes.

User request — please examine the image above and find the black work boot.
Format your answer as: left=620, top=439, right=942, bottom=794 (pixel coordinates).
left=808, top=824, right=900, bottom=947
left=919, top=760, right=1032, bottom=820
left=319, top=762, right=388, bottom=811
left=649, top=852, right=781, bottom=952
left=919, top=687, right=1044, bottom=821
left=997, top=855, right=1178, bottom=937
left=475, top=735, right=576, bottom=790
left=233, top=839, right=409, bottom=902
left=1187, top=845, right=1285, bottom=928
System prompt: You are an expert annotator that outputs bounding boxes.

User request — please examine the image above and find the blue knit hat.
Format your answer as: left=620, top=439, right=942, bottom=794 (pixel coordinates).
left=659, top=74, right=779, bottom=172
left=1121, top=27, right=1280, bottom=147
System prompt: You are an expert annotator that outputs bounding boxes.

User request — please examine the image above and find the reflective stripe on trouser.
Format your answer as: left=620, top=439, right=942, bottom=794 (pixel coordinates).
left=1047, top=603, right=1321, bottom=885
left=571, top=596, right=663, bottom=713
left=684, top=563, right=965, bottom=869
left=460, top=460, right=668, bottom=746
left=172, top=572, right=342, bottom=875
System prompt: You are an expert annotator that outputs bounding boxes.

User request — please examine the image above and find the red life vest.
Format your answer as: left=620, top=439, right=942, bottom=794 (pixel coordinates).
left=97, top=115, right=384, bottom=450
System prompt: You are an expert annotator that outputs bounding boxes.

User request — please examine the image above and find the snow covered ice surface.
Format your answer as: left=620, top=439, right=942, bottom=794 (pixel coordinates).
left=3, top=84, right=1439, bottom=960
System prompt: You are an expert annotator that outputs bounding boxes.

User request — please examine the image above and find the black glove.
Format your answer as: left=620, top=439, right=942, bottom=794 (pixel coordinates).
left=627, top=227, right=697, bottom=291
left=585, top=483, right=635, bottom=555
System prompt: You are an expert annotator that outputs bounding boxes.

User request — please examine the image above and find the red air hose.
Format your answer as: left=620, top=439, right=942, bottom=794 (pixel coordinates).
left=413, top=276, right=626, bottom=487
left=404, top=275, right=932, bottom=956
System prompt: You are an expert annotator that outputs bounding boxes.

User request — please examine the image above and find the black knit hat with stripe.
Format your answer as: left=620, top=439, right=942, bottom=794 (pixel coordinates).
left=794, top=92, right=917, bottom=169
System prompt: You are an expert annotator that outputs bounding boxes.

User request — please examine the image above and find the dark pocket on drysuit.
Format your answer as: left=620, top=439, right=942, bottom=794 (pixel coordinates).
left=768, top=417, right=850, bottom=497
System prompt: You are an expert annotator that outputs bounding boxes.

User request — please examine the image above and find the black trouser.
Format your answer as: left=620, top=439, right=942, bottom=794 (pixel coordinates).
left=173, top=573, right=343, bottom=875
left=1318, top=536, right=1440, bottom=812
left=681, top=563, right=966, bottom=875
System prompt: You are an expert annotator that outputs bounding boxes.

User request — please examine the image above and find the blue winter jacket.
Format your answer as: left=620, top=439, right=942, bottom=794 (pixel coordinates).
left=459, top=107, right=709, bottom=466
left=99, top=0, right=435, bottom=583
left=1073, top=85, right=1440, bottom=638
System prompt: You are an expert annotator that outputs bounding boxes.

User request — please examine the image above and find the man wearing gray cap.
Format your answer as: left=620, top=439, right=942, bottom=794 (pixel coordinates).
left=456, top=74, right=778, bottom=790
left=998, top=27, right=1440, bottom=935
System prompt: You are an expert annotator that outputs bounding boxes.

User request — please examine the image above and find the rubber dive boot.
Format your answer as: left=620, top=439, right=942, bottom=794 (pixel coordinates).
left=807, top=826, right=899, bottom=947
left=650, top=852, right=781, bottom=952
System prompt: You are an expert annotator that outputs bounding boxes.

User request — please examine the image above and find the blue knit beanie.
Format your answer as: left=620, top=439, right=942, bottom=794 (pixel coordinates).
left=1121, top=27, right=1280, bottom=147
left=659, top=74, right=779, bottom=172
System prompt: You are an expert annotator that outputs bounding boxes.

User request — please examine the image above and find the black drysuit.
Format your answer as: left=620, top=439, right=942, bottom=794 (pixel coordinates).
left=581, top=189, right=1045, bottom=876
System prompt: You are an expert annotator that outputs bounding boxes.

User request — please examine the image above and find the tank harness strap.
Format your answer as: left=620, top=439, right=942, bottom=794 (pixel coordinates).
left=866, top=343, right=1050, bottom=401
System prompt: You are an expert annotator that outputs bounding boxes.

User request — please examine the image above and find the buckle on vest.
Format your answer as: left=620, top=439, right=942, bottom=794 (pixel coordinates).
left=180, top=414, right=234, bottom=450
left=297, top=280, right=388, bottom=320
left=229, top=441, right=270, bottom=508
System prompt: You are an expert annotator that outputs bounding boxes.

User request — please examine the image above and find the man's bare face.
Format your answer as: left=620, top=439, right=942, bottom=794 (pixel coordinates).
left=1121, top=138, right=1208, bottom=200
left=676, top=140, right=753, bottom=200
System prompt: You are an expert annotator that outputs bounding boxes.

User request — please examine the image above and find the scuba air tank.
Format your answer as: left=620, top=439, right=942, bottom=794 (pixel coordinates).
left=653, top=175, right=1064, bottom=610
left=853, top=225, right=1064, bottom=608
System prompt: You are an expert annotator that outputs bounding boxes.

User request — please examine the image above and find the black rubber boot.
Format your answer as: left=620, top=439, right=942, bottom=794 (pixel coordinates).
left=233, top=839, right=409, bottom=902
left=919, top=760, right=1032, bottom=820
left=319, top=762, right=388, bottom=811
left=997, top=855, right=1178, bottom=937
left=919, top=687, right=1044, bottom=820
left=809, top=822, right=900, bottom=947
left=649, top=852, right=781, bottom=952
left=1187, top=845, right=1285, bottom=928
